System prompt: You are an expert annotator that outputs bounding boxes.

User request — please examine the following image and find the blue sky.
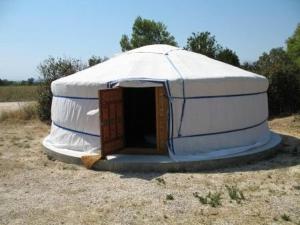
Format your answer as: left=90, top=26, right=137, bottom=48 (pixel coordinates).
left=1, top=0, right=300, bottom=80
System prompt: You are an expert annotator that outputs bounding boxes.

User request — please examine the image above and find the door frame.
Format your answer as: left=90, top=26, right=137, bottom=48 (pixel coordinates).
left=99, top=86, right=169, bottom=158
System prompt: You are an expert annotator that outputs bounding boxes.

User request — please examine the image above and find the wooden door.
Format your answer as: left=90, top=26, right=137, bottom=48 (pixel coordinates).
left=155, top=87, right=168, bottom=154
left=99, top=88, right=124, bottom=158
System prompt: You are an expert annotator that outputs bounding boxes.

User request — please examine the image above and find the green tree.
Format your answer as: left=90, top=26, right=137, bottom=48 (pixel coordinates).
left=27, top=77, right=35, bottom=85
left=88, top=55, right=108, bottom=67
left=255, top=48, right=297, bottom=78
left=185, top=32, right=221, bottom=58
left=255, top=48, right=300, bottom=115
left=37, top=57, right=85, bottom=121
left=216, top=48, right=240, bottom=67
left=286, top=23, right=300, bottom=67
left=120, top=16, right=177, bottom=51
left=241, top=61, right=257, bottom=72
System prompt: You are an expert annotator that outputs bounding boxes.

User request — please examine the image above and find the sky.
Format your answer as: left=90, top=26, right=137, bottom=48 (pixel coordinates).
left=0, top=0, right=300, bottom=80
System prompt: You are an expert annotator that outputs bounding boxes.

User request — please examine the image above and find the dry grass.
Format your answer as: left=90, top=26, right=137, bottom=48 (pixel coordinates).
left=0, top=103, right=38, bottom=122
left=0, top=116, right=299, bottom=224
left=269, top=114, right=300, bottom=137
left=0, top=85, right=38, bottom=102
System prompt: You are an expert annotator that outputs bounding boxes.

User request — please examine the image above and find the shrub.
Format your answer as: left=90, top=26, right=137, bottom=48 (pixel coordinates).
left=166, top=194, right=174, bottom=200
left=193, top=191, right=222, bottom=207
left=225, top=185, right=245, bottom=204
left=37, top=57, right=85, bottom=121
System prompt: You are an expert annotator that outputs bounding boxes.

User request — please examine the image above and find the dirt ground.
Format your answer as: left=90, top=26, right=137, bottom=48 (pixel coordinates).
left=0, top=116, right=300, bottom=225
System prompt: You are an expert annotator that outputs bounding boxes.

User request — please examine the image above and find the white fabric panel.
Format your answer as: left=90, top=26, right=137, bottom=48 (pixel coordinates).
left=180, top=93, right=268, bottom=136
left=51, top=97, right=100, bottom=135
left=172, top=122, right=270, bottom=155
left=52, top=52, right=178, bottom=98
left=44, top=123, right=100, bottom=152
left=167, top=50, right=268, bottom=96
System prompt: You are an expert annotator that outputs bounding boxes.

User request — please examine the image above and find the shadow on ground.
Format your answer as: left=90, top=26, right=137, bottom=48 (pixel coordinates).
left=117, top=133, right=300, bottom=180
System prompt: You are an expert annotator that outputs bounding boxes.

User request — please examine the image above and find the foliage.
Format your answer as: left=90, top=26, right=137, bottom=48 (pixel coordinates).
left=166, top=194, right=174, bottom=200
left=185, top=32, right=240, bottom=66
left=216, top=48, right=240, bottom=67
left=287, top=23, right=300, bottom=67
left=37, top=57, right=85, bottom=121
left=225, top=185, right=245, bottom=204
left=193, top=191, right=222, bottom=207
left=27, top=77, right=35, bottom=85
left=120, top=16, right=177, bottom=51
left=281, top=214, right=291, bottom=222
left=241, top=61, right=257, bottom=72
left=88, top=55, right=108, bottom=67
left=0, top=78, right=39, bottom=86
left=155, top=177, right=166, bottom=185
left=255, top=48, right=300, bottom=115
left=185, top=32, right=221, bottom=58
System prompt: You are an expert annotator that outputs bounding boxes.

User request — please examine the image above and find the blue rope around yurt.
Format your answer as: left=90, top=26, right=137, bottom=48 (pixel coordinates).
left=52, top=121, right=100, bottom=138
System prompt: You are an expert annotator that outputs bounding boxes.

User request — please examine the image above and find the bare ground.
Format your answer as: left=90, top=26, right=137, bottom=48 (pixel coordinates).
left=0, top=117, right=299, bottom=225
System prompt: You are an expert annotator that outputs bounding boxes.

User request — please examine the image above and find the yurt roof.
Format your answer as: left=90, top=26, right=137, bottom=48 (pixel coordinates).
left=52, top=44, right=268, bottom=98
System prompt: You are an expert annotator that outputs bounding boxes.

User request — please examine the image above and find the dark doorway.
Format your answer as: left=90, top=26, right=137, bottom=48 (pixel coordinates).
left=123, top=88, right=156, bottom=149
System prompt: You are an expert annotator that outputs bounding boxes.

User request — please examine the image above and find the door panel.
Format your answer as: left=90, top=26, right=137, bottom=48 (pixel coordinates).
left=155, top=87, right=169, bottom=154
left=99, top=88, right=124, bottom=158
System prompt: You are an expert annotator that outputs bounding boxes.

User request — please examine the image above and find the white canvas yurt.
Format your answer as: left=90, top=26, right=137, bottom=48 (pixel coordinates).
left=43, top=44, right=280, bottom=164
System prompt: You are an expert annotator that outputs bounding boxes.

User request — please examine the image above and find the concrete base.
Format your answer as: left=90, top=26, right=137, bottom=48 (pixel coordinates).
left=43, top=132, right=282, bottom=172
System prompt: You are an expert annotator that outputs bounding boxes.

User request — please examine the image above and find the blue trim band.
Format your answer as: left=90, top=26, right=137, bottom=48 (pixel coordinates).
left=171, top=91, right=266, bottom=100
left=53, top=122, right=100, bottom=137
left=53, top=95, right=99, bottom=100
left=53, top=91, right=266, bottom=100
left=172, top=118, right=268, bottom=139
left=165, top=55, right=186, bottom=137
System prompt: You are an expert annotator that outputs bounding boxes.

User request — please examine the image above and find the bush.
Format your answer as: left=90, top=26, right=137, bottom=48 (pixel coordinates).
left=251, top=48, right=300, bottom=116
left=37, top=57, right=85, bottom=121
left=268, top=72, right=300, bottom=116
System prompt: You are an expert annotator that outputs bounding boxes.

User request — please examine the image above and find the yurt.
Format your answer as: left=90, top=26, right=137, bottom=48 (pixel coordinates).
left=43, top=44, right=281, bottom=169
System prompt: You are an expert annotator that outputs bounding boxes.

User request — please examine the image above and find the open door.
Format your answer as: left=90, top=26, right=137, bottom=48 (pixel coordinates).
left=155, top=87, right=168, bottom=154
left=99, top=88, right=124, bottom=158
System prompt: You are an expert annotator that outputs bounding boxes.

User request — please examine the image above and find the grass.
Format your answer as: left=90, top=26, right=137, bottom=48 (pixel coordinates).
left=156, top=177, right=166, bottom=185
left=225, top=185, right=245, bottom=204
left=0, top=103, right=38, bottom=122
left=193, top=192, right=222, bottom=207
left=166, top=194, right=174, bottom=200
left=281, top=214, right=291, bottom=221
left=0, top=85, right=39, bottom=102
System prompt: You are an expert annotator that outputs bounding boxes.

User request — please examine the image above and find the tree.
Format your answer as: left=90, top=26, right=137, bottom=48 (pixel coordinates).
left=241, top=61, right=257, bottom=72
left=216, top=48, right=240, bottom=67
left=185, top=32, right=221, bottom=58
left=27, top=77, right=35, bottom=85
left=88, top=55, right=108, bottom=67
left=255, top=48, right=300, bottom=115
left=120, top=16, right=177, bottom=51
left=286, top=23, right=300, bottom=67
left=37, top=57, right=85, bottom=121
left=255, top=48, right=296, bottom=78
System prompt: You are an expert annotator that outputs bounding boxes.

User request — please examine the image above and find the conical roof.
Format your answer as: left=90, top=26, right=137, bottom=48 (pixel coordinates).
left=52, top=44, right=268, bottom=98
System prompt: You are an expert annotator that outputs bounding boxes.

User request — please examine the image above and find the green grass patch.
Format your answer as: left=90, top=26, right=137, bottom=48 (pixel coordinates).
left=0, top=85, right=39, bottom=102
left=281, top=214, right=291, bottom=221
left=225, top=185, right=245, bottom=203
left=166, top=194, right=174, bottom=200
left=193, top=191, right=222, bottom=207
left=156, top=177, right=166, bottom=185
